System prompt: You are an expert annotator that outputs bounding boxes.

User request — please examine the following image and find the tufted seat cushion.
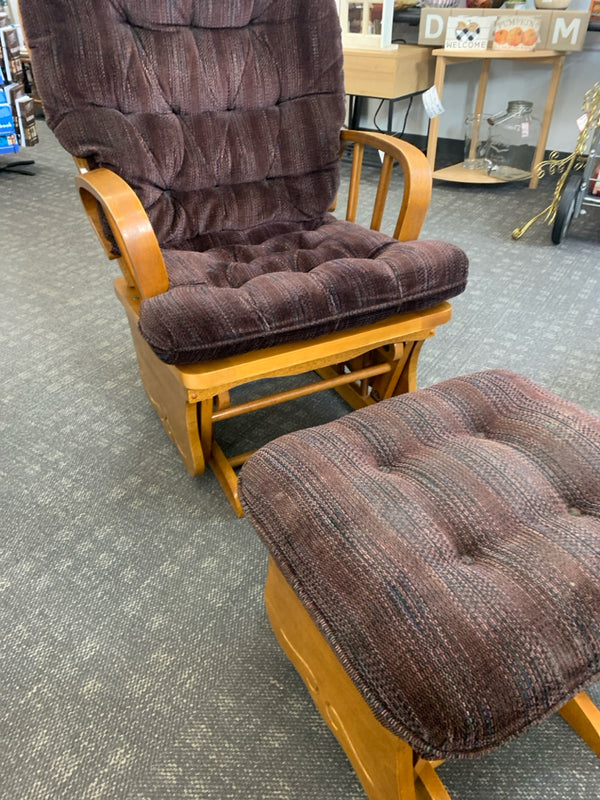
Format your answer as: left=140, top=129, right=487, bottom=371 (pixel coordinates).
left=23, top=0, right=468, bottom=365
left=142, top=222, right=468, bottom=362
left=239, top=370, right=600, bottom=760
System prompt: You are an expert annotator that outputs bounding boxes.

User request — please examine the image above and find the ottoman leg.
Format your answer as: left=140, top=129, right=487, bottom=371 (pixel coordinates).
left=558, top=692, right=600, bottom=757
left=264, top=557, right=451, bottom=800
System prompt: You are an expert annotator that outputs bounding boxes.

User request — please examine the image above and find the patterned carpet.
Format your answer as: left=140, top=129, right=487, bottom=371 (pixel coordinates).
left=1, top=122, right=599, bottom=799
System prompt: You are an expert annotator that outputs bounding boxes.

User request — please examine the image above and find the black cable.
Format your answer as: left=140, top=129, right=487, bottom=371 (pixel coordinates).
left=373, top=98, right=387, bottom=133
left=373, top=94, right=414, bottom=138
left=372, top=38, right=414, bottom=138
left=398, top=95, right=413, bottom=138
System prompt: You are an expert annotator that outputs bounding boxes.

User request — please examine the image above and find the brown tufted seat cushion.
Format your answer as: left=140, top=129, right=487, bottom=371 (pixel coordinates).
left=239, top=370, right=600, bottom=760
left=22, top=0, right=468, bottom=364
left=144, top=224, right=467, bottom=362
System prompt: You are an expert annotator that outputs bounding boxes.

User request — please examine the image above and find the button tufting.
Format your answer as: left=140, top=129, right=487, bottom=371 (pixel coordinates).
left=473, top=432, right=487, bottom=439
left=380, top=466, right=391, bottom=473
left=568, top=507, right=583, bottom=517
left=461, top=554, right=475, bottom=565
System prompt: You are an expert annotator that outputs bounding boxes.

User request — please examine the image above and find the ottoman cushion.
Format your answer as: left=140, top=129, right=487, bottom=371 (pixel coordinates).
left=239, top=370, right=600, bottom=760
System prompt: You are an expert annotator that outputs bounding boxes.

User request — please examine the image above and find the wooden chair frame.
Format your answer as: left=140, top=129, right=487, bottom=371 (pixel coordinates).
left=74, top=130, right=453, bottom=515
left=265, top=556, right=600, bottom=800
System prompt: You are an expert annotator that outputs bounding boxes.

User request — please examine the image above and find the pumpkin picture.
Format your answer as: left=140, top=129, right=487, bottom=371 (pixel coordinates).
left=492, top=16, right=540, bottom=50
left=506, top=26, right=523, bottom=46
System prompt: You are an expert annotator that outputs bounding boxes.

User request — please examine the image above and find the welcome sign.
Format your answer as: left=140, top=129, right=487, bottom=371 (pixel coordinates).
left=445, top=16, right=496, bottom=50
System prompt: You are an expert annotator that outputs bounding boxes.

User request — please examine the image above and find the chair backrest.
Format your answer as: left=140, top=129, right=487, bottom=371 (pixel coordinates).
left=22, top=0, right=346, bottom=249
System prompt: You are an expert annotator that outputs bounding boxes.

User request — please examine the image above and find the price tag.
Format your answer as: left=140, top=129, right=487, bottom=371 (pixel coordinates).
left=422, top=86, right=445, bottom=119
left=576, top=113, right=588, bottom=132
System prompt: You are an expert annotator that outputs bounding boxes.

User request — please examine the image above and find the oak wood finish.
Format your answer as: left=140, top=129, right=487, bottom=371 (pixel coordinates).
left=265, top=556, right=419, bottom=800
left=265, top=557, right=450, bottom=800
left=558, top=690, right=600, bottom=757
left=264, top=557, right=600, bottom=799
left=75, top=167, right=169, bottom=298
left=342, top=46, right=435, bottom=101
left=76, top=131, right=450, bottom=514
left=341, top=130, right=433, bottom=241
left=116, top=277, right=450, bottom=515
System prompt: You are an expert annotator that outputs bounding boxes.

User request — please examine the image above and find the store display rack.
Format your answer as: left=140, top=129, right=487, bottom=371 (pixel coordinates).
left=0, top=7, right=38, bottom=174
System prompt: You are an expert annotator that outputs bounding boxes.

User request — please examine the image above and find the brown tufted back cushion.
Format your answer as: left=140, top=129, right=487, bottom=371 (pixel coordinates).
left=22, top=0, right=469, bottom=365
left=22, top=0, right=346, bottom=249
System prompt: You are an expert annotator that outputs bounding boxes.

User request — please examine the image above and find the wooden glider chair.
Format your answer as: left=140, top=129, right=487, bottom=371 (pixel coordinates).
left=21, top=0, right=468, bottom=514
left=239, top=370, right=600, bottom=799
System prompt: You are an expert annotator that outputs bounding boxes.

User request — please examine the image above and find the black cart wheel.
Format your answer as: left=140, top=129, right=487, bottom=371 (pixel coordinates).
left=551, top=173, right=581, bottom=245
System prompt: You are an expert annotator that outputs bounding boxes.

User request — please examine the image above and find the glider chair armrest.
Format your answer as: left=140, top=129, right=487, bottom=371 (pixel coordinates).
left=74, top=165, right=169, bottom=299
left=340, top=129, right=432, bottom=242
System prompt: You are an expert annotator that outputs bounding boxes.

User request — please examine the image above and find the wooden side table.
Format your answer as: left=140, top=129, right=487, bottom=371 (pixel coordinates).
left=426, top=48, right=565, bottom=188
left=343, top=45, right=434, bottom=134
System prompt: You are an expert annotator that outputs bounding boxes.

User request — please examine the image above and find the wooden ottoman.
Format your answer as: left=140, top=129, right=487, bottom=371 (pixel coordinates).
left=238, top=370, right=600, bottom=799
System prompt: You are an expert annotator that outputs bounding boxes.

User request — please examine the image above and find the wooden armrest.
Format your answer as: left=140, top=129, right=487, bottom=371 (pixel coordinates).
left=340, top=129, right=432, bottom=241
left=74, top=165, right=168, bottom=299
left=72, top=132, right=430, bottom=298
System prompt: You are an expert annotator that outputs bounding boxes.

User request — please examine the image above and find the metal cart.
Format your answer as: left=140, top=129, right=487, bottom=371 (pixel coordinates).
left=513, top=81, right=600, bottom=244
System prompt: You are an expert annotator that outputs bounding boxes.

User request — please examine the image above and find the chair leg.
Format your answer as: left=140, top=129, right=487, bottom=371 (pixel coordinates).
left=115, top=277, right=450, bottom=510
left=558, top=691, right=600, bottom=757
left=392, top=339, right=426, bottom=397
left=116, top=283, right=206, bottom=476
left=208, top=441, right=244, bottom=517
left=319, top=336, right=429, bottom=410
left=264, top=557, right=451, bottom=800
left=414, top=760, right=452, bottom=800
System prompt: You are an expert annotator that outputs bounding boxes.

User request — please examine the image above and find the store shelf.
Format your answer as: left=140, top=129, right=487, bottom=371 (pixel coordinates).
left=433, top=163, right=531, bottom=183
left=426, top=48, right=566, bottom=189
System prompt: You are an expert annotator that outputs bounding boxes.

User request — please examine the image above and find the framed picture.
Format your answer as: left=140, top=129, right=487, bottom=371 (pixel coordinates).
left=492, top=15, right=541, bottom=51
left=444, top=15, right=496, bottom=50
left=337, top=0, right=397, bottom=49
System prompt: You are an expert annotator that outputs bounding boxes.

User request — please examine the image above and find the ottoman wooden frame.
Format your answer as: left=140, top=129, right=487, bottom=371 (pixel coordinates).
left=266, top=556, right=600, bottom=800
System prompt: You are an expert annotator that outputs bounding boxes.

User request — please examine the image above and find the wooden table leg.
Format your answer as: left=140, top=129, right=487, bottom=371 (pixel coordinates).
left=473, top=58, right=491, bottom=119
left=426, top=56, right=447, bottom=171
left=529, top=54, right=565, bottom=189
left=466, top=59, right=491, bottom=164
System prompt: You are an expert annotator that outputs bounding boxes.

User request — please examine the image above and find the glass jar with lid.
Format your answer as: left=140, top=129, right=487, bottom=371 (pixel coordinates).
left=486, top=100, right=541, bottom=181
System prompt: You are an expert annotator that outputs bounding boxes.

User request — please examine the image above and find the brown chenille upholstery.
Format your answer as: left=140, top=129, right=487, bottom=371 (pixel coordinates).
left=239, top=370, right=600, bottom=760
left=20, top=0, right=471, bottom=510
left=22, top=0, right=467, bottom=364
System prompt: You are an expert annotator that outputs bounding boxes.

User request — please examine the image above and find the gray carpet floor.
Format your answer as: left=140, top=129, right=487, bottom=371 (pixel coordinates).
left=1, top=122, right=599, bottom=800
